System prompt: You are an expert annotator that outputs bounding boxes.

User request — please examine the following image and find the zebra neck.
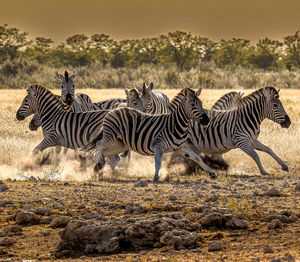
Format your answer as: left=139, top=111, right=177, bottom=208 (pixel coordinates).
left=168, top=102, right=190, bottom=136
left=238, top=92, right=266, bottom=127
left=36, top=92, right=64, bottom=121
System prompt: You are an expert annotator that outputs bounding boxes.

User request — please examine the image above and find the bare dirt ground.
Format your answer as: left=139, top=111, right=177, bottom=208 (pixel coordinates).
left=0, top=88, right=299, bottom=261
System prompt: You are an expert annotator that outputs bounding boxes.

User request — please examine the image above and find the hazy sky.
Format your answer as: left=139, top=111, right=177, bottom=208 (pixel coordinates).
left=1, top=0, right=299, bottom=43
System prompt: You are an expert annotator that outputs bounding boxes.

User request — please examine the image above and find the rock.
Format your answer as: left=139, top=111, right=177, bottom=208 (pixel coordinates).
left=295, top=183, right=300, bottom=191
left=160, top=230, right=203, bottom=248
left=0, top=184, right=8, bottom=192
left=200, top=212, right=226, bottom=228
left=0, top=200, right=13, bottom=207
left=0, top=231, right=6, bottom=237
left=96, top=237, right=119, bottom=253
left=15, top=211, right=40, bottom=225
left=40, top=229, right=51, bottom=236
left=168, top=195, right=177, bottom=201
left=208, top=241, right=225, bottom=252
left=2, top=225, right=23, bottom=236
left=226, top=218, right=248, bottom=229
left=205, top=195, right=219, bottom=202
left=32, top=207, right=51, bottom=216
left=263, top=244, right=274, bottom=253
left=271, top=259, right=283, bottom=262
left=134, top=180, right=148, bottom=187
left=63, top=181, right=70, bottom=186
left=268, top=219, right=283, bottom=230
left=267, top=188, right=281, bottom=197
left=50, top=216, right=71, bottom=228
left=0, top=237, right=16, bottom=246
left=284, top=253, right=295, bottom=262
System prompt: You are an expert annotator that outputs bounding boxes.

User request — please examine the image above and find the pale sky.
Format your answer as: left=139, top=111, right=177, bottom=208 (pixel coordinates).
left=1, top=0, right=299, bottom=43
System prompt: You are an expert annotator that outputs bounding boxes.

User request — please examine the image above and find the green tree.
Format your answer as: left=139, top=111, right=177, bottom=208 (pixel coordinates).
left=283, top=31, right=300, bottom=70
left=213, top=38, right=250, bottom=67
left=66, top=34, right=88, bottom=51
left=0, top=24, right=30, bottom=62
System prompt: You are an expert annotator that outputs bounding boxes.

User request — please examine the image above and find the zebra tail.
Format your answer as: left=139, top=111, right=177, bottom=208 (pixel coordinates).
left=80, top=130, right=103, bottom=154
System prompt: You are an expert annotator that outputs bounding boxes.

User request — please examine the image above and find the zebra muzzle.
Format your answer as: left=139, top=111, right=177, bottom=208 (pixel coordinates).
left=16, top=112, right=25, bottom=121
left=280, top=115, right=291, bottom=128
left=199, top=113, right=210, bottom=126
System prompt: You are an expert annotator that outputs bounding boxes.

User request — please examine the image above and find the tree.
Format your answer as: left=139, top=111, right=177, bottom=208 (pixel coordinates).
left=66, top=34, right=88, bottom=51
left=0, top=24, right=30, bottom=61
left=248, top=38, right=282, bottom=70
left=35, top=37, right=53, bottom=49
left=283, top=31, right=300, bottom=70
left=213, top=38, right=250, bottom=67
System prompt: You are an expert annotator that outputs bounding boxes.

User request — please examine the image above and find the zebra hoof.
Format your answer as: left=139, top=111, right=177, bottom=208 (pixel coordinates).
left=153, top=177, right=159, bottom=183
left=209, top=172, right=218, bottom=179
left=281, top=163, right=289, bottom=172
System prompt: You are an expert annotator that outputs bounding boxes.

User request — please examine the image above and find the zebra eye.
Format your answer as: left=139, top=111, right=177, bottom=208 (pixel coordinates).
left=61, top=85, right=63, bottom=88
left=73, top=85, right=74, bottom=87
left=273, top=103, right=278, bottom=108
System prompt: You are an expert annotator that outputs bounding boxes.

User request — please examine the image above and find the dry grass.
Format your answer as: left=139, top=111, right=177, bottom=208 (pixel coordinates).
left=0, top=88, right=299, bottom=181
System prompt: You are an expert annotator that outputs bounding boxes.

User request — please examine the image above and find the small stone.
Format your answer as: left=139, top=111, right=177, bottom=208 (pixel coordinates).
left=169, top=195, right=177, bottom=201
left=295, top=183, right=300, bottom=191
left=284, top=253, right=295, bottom=262
left=251, top=258, right=260, bottom=262
left=2, top=225, right=23, bottom=236
left=208, top=241, right=224, bottom=252
left=40, top=229, right=51, bottom=236
left=205, top=195, right=219, bottom=202
left=226, top=218, right=248, bottom=229
left=15, top=211, right=40, bottom=225
left=263, top=244, right=274, bottom=253
left=134, top=180, right=148, bottom=187
left=63, top=181, right=70, bottom=186
left=0, top=184, right=8, bottom=192
left=271, top=258, right=283, bottom=262
left=33, top=207, right=51, bottom=216
left=268, top=219, right=283, bottom=230
left=0, top=237, right=16, bottom=246
left=267, top=188, right=281, bottom=197
left=50, top=215, right=71, bottom=228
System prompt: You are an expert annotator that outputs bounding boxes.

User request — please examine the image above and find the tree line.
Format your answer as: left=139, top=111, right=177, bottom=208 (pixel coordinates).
left=1, top=23, right=300, bottom=77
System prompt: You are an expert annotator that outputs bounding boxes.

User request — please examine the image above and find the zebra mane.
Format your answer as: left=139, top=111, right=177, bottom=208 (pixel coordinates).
left=168, top=88, right=194, bottom=110
left=64, top=71, right=69, bottom=82
left=28, top=84, right=63, bottom=107
left=238, top=87, right=279, bottom=107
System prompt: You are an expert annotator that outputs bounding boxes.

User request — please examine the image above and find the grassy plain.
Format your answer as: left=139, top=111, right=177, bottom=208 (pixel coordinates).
left=0, top=88, right=299, bottom=261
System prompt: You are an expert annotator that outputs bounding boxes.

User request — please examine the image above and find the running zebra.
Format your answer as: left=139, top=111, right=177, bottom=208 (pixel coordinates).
left=16, top=84, right=121, bottom=169
left=134, top=82, right=169, bottom=114
left=83, top=88, right=215, bottom=181
left=211, top=91, right=244, bottom=110
left=187, top=87, right=291, bottom=175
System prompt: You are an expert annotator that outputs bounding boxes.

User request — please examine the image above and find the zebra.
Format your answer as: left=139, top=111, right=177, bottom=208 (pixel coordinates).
left=83, top=88, right=216, bottom=182
left=211, top=91, right=244, bottom=110
left=187, top=87, right=291, bottom=175
left=16, top=84, right=122, bottom=170
left=134, top=82, right=169, bottom=114
left=92, top=98, right=127, bottom=110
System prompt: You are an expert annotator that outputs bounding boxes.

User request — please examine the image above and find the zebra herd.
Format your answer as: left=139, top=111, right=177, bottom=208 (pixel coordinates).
left=16, top=70, right=291, bottom=181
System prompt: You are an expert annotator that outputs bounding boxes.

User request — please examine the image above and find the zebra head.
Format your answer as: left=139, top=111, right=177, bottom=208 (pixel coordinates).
left=125, top=88, right=145, bottom=111
left=263, top=87, right=291, bottom=128
left=16, top=86, right=39, bottom=121
left=55, top=70, right=77, bottom=106
left=137, top=82, right=155, bottom=112
left=29, top=114, right=41, bottom=131
left=184, top=88, right=210, bottom=126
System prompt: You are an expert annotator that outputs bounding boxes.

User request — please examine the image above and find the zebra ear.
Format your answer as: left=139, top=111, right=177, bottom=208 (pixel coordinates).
left=277, top=88, right=281, bottom=94
left=55, top=71, right=64, bottom=81
left=149, top=82, right=154, bottom=90
left=262, top=88, right=272, bottom=100
left=134, top=84, right=142, bottom=92
left=125, top=89, right=129, bottom=97
left=27, top=85, right=36, bottom=96
left=142, top=82, right=148, bottom=95
left=195, top=88, right=202, bottom=97
left=70, top=71, right=78, bottom=80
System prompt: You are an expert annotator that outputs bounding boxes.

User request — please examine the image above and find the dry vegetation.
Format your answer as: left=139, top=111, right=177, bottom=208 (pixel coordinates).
left=0, top=88, right=299, bottom=261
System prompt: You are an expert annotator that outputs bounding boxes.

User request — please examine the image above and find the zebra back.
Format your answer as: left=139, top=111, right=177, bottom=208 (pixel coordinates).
left=93, top=98, right=127, bottom=110
left=211, top=91, right=244, bottom=110
left=135, top=82, right=169, bottom=114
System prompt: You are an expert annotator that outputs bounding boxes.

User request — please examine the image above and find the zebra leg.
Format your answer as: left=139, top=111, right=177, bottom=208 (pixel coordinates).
left=32, top=139, right=54, bottom=157
left=63, top=147, right=68, bottom=155
left=235, top=140, right=270, bottom=175
left=252, top=139, right=289, bottom=171
left=55, top=146, right=62, bottom=157
left=153, top=145, right=163, bottom=182
left=78, top=153, right=87, bottom=170
left=108, top=155, right=121, bottom=170
left=177, top=145, right=217, bottom=179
